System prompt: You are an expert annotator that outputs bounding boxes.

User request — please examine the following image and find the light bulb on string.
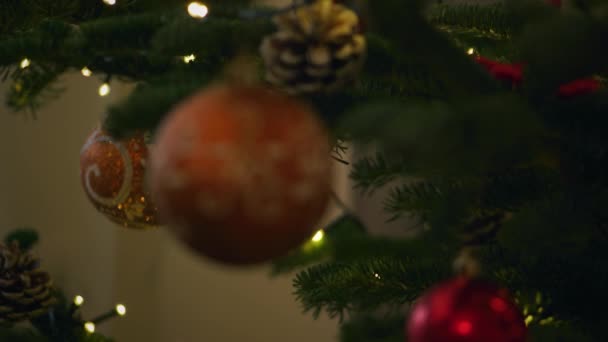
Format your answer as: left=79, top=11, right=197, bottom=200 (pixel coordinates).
left=69, top=294, right=85, bottom=315
left=98, top=83, right=111, bottom=97
left=188, top=2, right=209, bottom=19
left=467, top=48, right=476, bottom=55
left=311, top=230, right=324, bottom=242
left=103, top=0, right=116, bottom=5
left=73, top=292, right=127, bottom=333
left=81, top=67, right=92, bottom=77
left=74, top=295, right=84, bottom=306
left=91, top=303, right=128, bottom=324
left=84, top=322, right=96, bottom=333
left=115, top=304, right=127, bottom=316
left=183, top=54, right=196, bottom=64
left=20, top=58, right=31, bottom=69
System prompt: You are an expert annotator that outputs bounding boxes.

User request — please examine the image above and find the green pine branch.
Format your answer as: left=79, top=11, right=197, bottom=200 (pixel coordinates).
left=519, top=4, right=608, bottom=97
left=427, top=3, right=521, bottom=61
left=384, top=180, right=463, bottom=222
left=368, top=1, right=498, bottom=98
left=4, top=228, right=39, bottom=251
left=340, top=94, right=545, bottom=178
left=293, top=257, right=450, bottom=320
left=428, top=3, right=518, bottom=38
left=273, top=214, right=458, bottom=275
left=6, top=62, right=65, bottom=114
left=350, top=152, right=415, bottom=195
left=104, top=70, right=213, bottom=137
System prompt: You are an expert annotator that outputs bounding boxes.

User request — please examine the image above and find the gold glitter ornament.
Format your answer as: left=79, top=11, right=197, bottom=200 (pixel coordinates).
left=260, top=0, right=366, bottom=94
left=80, top=127, right=159, bottom=229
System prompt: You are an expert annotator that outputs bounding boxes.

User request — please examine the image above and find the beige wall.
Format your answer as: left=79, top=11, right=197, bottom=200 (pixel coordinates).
left=0, top=74, right=117, bottom=331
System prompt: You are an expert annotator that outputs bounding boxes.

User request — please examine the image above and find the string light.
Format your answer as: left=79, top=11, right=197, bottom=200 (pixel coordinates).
left=74, top=295, right=85, bottom=306
left=84, top=322, right=96, bottom=333
left=103, top=0, right=116, bottom=5
left=183, top=54, right=196, bottom=64
left=91, top=303, right=128, bottom=324
left=81, top=67, right=92, bottom=77
left=20, top=58, right=31, bottom=69
left=311, top=230, right=324, bottom=242
left=73, top=294, right=126, bottom=333
left=466, top=48, right=475, bottom=55
left=115, top=304, right=127, bottom=316
left=98, top=83, right=111, bottom=97
left=188, top=2, right=209, bottom=19
left=374, top=273, right=381, bottom=280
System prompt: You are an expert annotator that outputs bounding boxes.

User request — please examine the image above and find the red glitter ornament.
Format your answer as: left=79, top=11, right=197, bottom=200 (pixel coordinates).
left=80, top=127, right=159, bottom=229
left=407, top=277, right=527, bottom=342
left=150, top=84, right=332, bottom=265
left=558, top=78, right=600, bottom=98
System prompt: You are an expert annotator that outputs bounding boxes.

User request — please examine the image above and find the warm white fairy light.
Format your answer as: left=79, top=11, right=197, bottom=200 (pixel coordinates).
left=467, top=47, right=475, bottom=55
left=81, top=67, right=92, bottom=77
left=74, top=295, right=85, bottom=306
left=188, top=2, right=209, bottom=19
left=84, top=322, right=96, bottom=333
left=103, top=0, right=116, bottom=5
left=374, top=273, right=381, bottom=280
left=183, top=54, right=196, bottom=64
left=98, top=83, right=111, bottom=97
left=115, top=304, right=127, bottom=316
left=311, top=230, right=324, bottom=242
left=20, top=58, right=31, bottom=69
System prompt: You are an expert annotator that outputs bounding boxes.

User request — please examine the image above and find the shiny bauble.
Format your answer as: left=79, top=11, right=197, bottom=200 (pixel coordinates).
left=407, top=277, right=527, bottom=342
left=150, top=84, right=332, bottom=264
left=80, top=127, right=159, bottom=229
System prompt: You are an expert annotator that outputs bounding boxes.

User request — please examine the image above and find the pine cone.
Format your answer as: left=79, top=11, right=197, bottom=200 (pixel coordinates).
left=260, top=0, right=366, bottom=94
left=0, top=242, right=56, bottom=323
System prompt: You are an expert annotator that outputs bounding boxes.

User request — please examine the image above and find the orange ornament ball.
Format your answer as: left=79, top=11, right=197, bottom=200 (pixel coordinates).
left=150, top=84, right=332, bottom=265
left=80, top=127, right=159, bottom=229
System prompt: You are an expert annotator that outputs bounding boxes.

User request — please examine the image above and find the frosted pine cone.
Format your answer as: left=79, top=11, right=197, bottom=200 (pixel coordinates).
left=260, top=0, right=366, bottom=94
left=0, top=242, right=56, bottom=323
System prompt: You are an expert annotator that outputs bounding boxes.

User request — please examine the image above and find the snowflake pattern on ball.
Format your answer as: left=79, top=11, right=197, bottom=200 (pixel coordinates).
left=157, top=97, right=330, bottom=227
left=150, top=85, right=332, bottom=264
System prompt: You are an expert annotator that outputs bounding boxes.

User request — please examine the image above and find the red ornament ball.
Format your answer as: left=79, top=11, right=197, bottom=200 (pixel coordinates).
left=407, top=277, right=527, bottom=342
left=150, top=84, right=332, bottom=265
left=80, top=127, right=159, bottom=229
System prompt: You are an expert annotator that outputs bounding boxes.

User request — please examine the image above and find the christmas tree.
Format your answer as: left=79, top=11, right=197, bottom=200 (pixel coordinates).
left=1, top=0, right=607, bottom=341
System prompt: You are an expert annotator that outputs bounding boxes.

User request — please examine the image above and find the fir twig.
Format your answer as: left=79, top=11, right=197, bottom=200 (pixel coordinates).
left=294, top=257, right=449, bottom=320
left=383, top=180, right=458, bottom=222
left=427, top=3, right=517, bottom=38
left=350, top=152, right=415, bottom=195
left=6, top=62, right=65, bottom=115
